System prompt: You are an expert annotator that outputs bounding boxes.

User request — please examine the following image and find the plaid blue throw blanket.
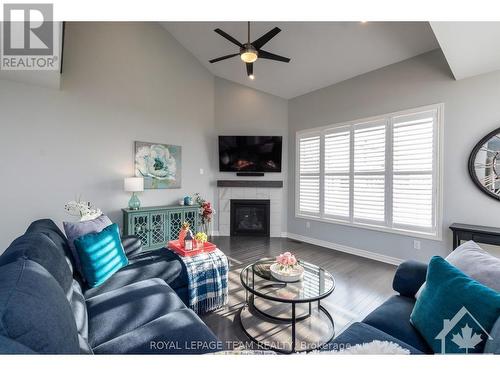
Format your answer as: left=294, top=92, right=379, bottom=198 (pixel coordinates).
left=174, top=249, right=228, bottom=314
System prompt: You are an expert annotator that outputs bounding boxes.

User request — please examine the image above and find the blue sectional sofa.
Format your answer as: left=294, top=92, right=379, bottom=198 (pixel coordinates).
left=0, top=219, right=220, bottom=354
left=326, top=260, right=432, bottom=354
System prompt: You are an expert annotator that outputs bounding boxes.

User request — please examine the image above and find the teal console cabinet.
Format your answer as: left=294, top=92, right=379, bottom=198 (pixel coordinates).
left=122, top=205, right=199, bottom=250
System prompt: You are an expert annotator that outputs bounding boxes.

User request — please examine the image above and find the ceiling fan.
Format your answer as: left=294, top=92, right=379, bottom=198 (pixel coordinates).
left=209, top=22, right=291, bottom=80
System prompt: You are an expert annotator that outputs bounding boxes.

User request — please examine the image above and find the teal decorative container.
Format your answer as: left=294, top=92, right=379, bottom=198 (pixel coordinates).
left=128, top=192, right=141, bottom=210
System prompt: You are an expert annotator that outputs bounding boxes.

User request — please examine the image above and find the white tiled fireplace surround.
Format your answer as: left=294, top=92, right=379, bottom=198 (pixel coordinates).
left=217, top=187, right=283, bottom=237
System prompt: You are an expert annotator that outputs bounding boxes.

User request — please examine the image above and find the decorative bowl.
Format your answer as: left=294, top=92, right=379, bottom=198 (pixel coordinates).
left=270, top=263, right=304, bottom=282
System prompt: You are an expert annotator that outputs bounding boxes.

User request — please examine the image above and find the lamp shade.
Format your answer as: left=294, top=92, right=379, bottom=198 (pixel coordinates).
left=124, top=177, right=144, bottom=192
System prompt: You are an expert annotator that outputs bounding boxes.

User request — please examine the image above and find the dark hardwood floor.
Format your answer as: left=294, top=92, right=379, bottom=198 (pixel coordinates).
left=201, top=236, right=397, bottom=349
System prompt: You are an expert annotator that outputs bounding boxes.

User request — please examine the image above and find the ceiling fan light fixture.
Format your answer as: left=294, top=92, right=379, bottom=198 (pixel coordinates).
left=240, top=46, right=258, bottom=63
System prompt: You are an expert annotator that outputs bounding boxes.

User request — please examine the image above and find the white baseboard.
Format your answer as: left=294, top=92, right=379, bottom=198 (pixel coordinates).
left=280, top=232, right=288, bottom=238
left=286, top=232, right=403, bottom=266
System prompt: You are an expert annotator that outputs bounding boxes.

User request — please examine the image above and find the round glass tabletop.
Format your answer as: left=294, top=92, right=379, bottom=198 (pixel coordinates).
left=240, top=259, right=335, bottom=303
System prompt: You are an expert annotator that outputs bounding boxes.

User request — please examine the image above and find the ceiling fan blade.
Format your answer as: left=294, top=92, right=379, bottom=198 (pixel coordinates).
left=258, top=49, right=291, bottom=63
left=209, top=53, right=239, bottom=63
left=246, top=62, right=253, bottom=77
left=214, top=28, right=243, bottom=47
left=252, top=27, right=281, bottom=49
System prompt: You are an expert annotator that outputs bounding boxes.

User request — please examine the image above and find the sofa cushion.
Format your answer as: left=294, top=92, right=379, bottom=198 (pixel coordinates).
left=92, top=308, right=220, bottom=354
left=323, top=322, right=423, bottom=354
left=444, top=241, right=500, bottom=291
left=416, top=241, right=500, bottom=299
left=83, top=249, right=187, bottom=299
left=0, top=259, right=79, bottom=354
left=362, top=295, right=432, bottom=353
left=0, top=233, right=73, bottom=296
left=70, top=280, right=89, bottom=341
left=1, top=231, right=90, bottom=350
left=0, top=335, right=36, bottom=354
left=411, top=256, right=500, bottom=354
left=64, top=215, right=113, bottom=276
left=26, top=219, right=76, bottom=274
left=86, top=278, right=185, bottom=348
left=74, top=223, right=129, bottom=288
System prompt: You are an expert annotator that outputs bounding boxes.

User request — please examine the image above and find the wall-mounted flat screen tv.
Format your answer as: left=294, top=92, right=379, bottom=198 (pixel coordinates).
left=218, top=136, right=282, bottom=172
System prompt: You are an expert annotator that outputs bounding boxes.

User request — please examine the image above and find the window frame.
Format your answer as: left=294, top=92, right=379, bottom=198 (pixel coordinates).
left=295, top=103, right=444, bottom=241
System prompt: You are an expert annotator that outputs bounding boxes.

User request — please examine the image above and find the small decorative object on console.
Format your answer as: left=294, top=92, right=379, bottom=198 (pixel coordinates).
left=184, top=230, right=194, bottom=251
left=184, top=196, right=193, bottom=206
left=195, top=232, right=208, bottom=247
left=178, top=222, right=190, bottom=246
left=270, top=252, right=304, bottom=282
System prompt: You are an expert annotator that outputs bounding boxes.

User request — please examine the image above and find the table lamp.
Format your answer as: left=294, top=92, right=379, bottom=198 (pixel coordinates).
left=124, top=177, right=144, bottom=210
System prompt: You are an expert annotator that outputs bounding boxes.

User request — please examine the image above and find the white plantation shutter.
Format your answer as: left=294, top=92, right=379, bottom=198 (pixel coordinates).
left=354, top=176, right=385, bottom=222
left=354, top=125, right=386, bottom=172
left=324, top=130, right=350, bottom=218
left=353, top=123, right=386, bottom=223
left=392, top=111, right=436, bottom=230
left=296, top=105, right=441, bottom=238
left=298, top=134, right=320, bottom=215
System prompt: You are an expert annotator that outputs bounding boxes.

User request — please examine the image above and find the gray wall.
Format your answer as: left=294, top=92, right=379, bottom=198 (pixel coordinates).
left=288, top=50, right=500, bottom=262
left=214, top=77, right=289, bottom=233
left=0, top=22, right=216, bottom=251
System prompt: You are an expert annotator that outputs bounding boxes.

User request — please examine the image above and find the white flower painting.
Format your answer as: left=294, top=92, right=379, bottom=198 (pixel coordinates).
left=135, top=141, right=182, bottom=189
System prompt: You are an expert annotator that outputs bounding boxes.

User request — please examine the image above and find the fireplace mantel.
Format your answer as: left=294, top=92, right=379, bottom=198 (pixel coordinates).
left=216, top=180, right=283, bottom=188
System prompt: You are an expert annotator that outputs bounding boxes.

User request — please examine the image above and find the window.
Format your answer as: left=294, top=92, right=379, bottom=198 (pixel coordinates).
left=296, top=104, right=442, bottom=239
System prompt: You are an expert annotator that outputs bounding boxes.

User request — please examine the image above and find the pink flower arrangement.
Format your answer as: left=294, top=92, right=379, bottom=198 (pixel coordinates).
left=276, top=252, right=298, bottom=270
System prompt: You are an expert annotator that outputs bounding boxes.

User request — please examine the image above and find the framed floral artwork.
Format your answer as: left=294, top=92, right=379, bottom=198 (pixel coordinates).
left=134, top=141, right=182, bottom=189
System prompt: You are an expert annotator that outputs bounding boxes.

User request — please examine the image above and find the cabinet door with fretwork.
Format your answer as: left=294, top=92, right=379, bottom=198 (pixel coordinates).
left=183, top=209, right=198, bottom=233
left=149, top=212, right=166, bottom=248
left=167, top=210, right=183, bottom=241
left=130, top=213, right=150, bottom=248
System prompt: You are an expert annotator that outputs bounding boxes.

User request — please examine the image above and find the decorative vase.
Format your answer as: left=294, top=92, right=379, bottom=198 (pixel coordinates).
left=128, top=192, right=141, bottom=210
left=201, top=221, right=212, bottom=239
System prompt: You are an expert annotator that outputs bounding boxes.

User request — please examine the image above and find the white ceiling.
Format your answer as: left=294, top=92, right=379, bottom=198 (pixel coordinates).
left=430, top=22, right=500, bottom=80
left=162, top=22, right=439, bottom=99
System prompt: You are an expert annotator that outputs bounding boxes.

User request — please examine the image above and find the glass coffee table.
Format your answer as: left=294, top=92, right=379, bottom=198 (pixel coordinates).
left=239, top=258, right=335, bottom=353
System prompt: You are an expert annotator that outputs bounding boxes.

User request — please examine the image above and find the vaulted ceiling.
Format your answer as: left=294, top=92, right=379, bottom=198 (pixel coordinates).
left=430, top=22, right=500, bottom=80
left=162, top=22, right=440, bottom=99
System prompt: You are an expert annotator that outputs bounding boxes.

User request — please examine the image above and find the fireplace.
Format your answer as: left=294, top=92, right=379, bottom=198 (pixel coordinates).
left=230, top=199, right=270, bottom=237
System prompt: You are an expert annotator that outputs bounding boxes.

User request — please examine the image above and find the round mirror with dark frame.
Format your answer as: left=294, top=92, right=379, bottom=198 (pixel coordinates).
left=468, top=126, right=500, bottom=201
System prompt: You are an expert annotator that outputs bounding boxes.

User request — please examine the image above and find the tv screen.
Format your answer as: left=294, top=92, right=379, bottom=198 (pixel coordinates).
left=219, top=136, right=282, bottom=173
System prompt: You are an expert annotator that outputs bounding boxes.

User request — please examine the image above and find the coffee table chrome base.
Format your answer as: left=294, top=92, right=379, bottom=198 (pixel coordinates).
left=239, top=295, right=335, bottom=354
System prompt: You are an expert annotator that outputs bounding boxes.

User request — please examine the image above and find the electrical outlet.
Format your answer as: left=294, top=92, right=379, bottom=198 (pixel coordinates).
left=306, top=221, right=311, bottom=229
left=199, top=168, right=204, bottom=175
left=413, top=240, right=421, bottom=250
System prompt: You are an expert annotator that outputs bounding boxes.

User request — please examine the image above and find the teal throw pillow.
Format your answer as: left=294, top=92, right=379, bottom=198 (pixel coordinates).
left=73, top=223, right=128, bottom=288
left=410, top=256, right=500, bottom=354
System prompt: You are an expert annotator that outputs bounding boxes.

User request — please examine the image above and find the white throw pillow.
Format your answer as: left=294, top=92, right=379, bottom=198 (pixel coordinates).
left=415, top=240, right=500, bottom=299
